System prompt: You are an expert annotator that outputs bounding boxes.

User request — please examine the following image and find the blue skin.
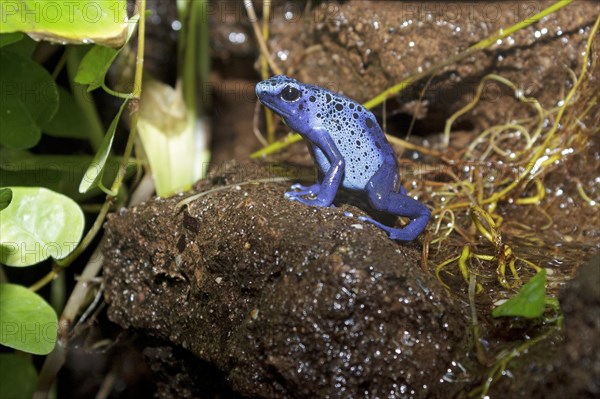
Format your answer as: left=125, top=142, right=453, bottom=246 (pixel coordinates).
left=256, top=75, right=430, bottom=241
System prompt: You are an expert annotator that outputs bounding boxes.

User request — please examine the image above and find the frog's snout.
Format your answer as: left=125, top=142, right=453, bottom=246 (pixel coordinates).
left=255, top=83, right=267, bottom=99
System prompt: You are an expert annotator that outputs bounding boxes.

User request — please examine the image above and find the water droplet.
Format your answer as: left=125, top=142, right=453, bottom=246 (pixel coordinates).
left=228, top=32, right=246, bottom=44
left=277, top=50, right=289, bottom=61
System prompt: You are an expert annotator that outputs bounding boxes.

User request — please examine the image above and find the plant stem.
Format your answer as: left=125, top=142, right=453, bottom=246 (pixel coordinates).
left=66, top=47, right=105, bottom=151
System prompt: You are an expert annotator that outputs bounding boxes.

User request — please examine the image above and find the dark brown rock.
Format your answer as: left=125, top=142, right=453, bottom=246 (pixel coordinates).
left=103, top=162, right=467, bottom=398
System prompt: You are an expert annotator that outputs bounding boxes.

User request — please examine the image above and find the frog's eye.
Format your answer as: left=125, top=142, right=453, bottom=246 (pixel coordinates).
left=280, top=85, right=301, bottom=102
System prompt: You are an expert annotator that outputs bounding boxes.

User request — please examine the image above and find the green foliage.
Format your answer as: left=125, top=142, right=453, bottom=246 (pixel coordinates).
left=492, top=269, right=547, bottom=318
left=0, top=1, right=147, bottom=396
left=0, top=32, right=23, bottom=47
left=43, top=86, right=94, bottom=139
left=79, top=98, right=129, bottom=193
left=0, top=0, right=128, bottom=47
left=0, top=188, right=12, bottom=211
left=74, top=14, right=140, bottom=92
left=0, top=49, right=59, bottom=149
left=0, top=148, right=136, bottom=201
left=74, top=45, right=119, bottom=91
left=1, top=34, right=37, bottom=57
left=0, top=284, right=58, bottom=355
left=0, top=2, right=211, bottom=395
left=0, top=354, right=37, bottom=399
left=0, top=187, right=84, bottom=267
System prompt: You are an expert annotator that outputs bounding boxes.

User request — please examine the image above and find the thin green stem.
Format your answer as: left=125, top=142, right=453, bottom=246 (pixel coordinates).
left=101, top=82, right=132, bottom=99
left=183, top=0, right=198, bottom=111
left=51, top=48, right=68, bottom=80
left=198, top=0, right=210, bottom=110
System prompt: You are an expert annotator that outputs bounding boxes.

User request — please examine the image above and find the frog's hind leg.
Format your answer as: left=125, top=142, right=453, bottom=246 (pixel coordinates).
left=362, top=164, right=431, bottom=241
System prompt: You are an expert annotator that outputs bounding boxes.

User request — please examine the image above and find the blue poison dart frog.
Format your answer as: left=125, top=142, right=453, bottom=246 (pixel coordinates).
left=256, top=75, right=430, bottom=241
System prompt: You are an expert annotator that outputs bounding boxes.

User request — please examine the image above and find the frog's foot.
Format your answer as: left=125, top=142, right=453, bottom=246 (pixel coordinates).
left=358, top=215, right=425, bottom=241
left=286, top=183, right=321, bottom=197
left=284, top=191, right=333, bottom=207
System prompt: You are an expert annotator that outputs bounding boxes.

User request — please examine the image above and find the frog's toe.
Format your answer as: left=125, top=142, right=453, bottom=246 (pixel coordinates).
left=290, top=183, right=308, bottom=191
left=284, top=191, right=300, bottom=200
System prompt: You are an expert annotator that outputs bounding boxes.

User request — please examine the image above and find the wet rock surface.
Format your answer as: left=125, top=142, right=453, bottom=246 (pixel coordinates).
left=103, top=162, right=468, bottom=398
left=269, top=1, right=598, bottom=132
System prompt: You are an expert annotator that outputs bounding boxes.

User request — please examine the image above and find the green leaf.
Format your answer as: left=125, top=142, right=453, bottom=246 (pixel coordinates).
left=0, top=354, right=37, bottom=399
left=74, top=45, right=118, bottom=91
left=42, top=86, right=93, bottom=139
left=1, top=35, right=37, bottom=58
left=0, top=284, right=58, bottom=355
left=79, top=98, right=129, bottom=193
left=492, top=269, right=547, bottom=318
left=0, top=188, right=12, bottom=211
left=0, top=98, right=40, bottom=149
left=0, top=0, right=128, bottom=48
left=0, top=187, right=84, bottom=267
left=0, top=32, right=23, bottom=47
left=0, top=149, right=136, bottom=201
left=73, top=13, right=139, bottom=92
left=0, top=50, right=59, bottom=149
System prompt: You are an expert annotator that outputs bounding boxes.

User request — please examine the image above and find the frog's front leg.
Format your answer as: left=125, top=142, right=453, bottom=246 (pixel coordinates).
left=285, top=127, right=344, bottom=207
left=361, top=161, right=430, bottom=241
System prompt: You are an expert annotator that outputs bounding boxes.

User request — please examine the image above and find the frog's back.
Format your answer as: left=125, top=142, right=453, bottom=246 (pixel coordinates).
left=303, top=83, right=396, bottom=190
left=256, top=76, right=398, bottom=191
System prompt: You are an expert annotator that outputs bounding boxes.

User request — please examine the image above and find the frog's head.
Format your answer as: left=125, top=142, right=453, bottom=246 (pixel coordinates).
left=256, top=75, right=307, bottom=129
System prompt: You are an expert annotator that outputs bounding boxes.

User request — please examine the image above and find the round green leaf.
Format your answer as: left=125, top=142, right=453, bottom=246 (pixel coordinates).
left=0, top=50, right=59, bottom=149
left=0, top=354, right=37, bottom=399
left=0, top=284, right=58, bottom=355
left=0, top=97, right=41, bottom=149
left=0, top=50, right=58, bottom=125
left=0, top=187, right=84, bottom=267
